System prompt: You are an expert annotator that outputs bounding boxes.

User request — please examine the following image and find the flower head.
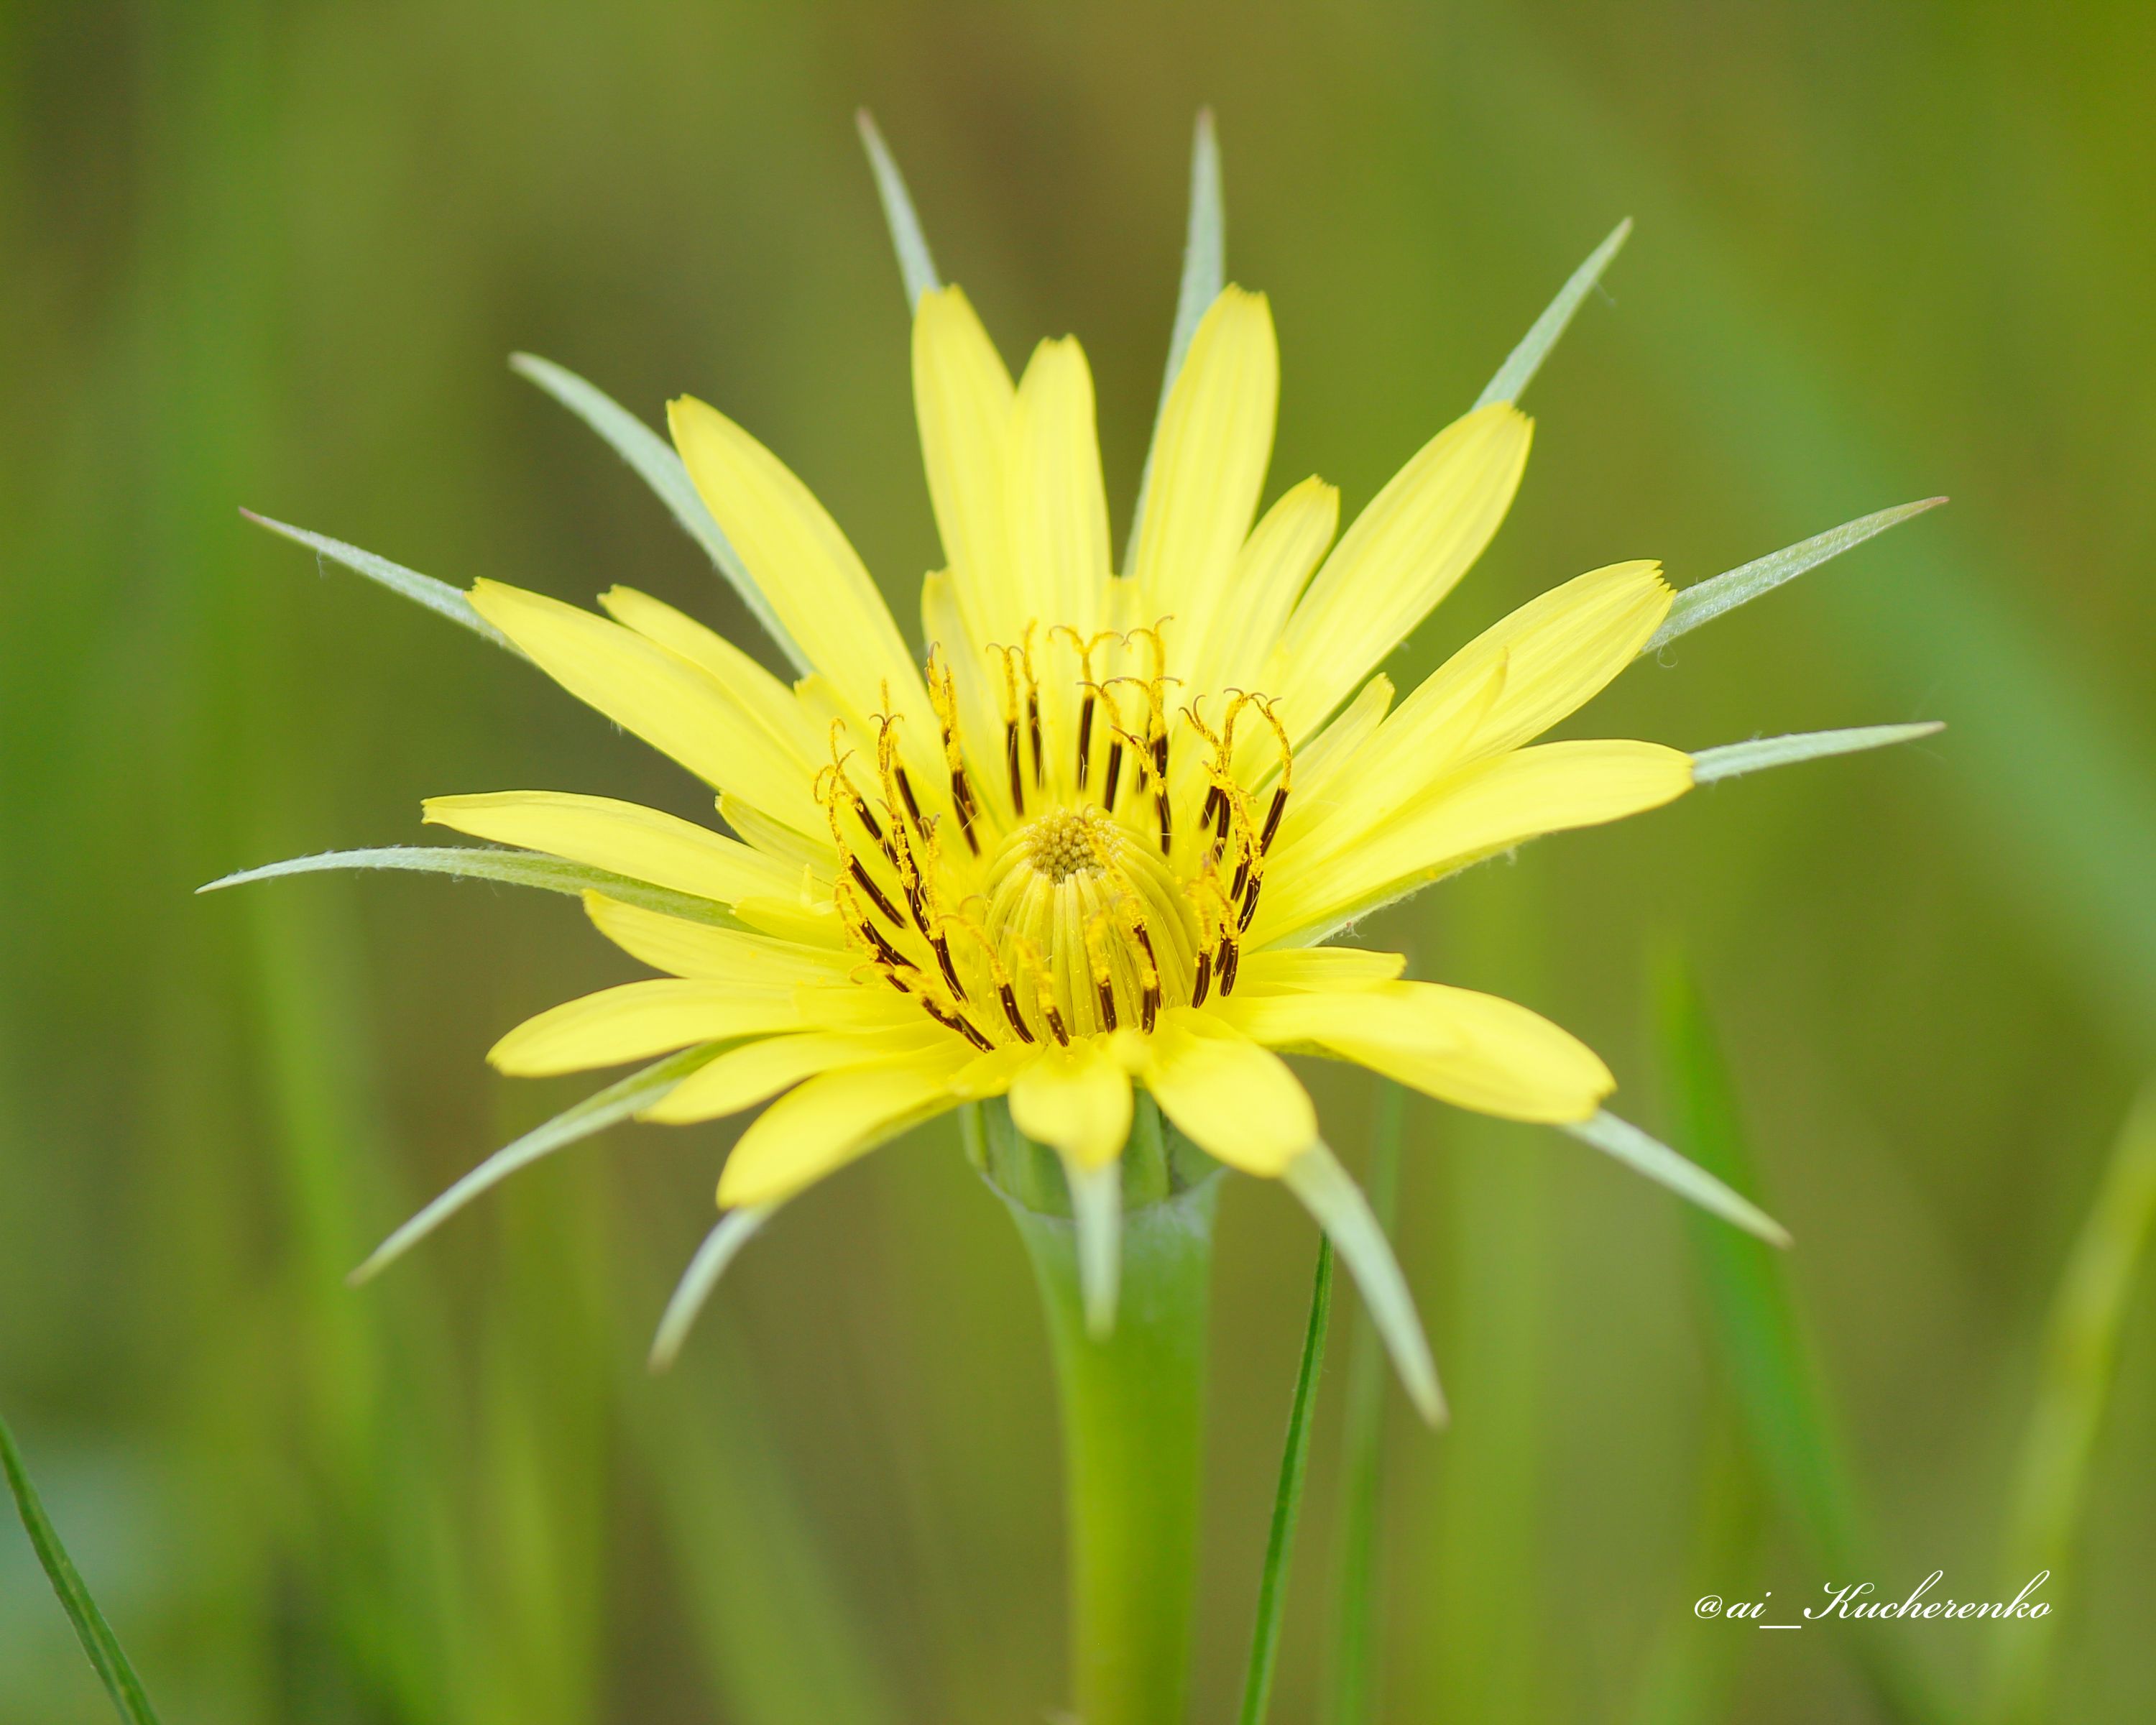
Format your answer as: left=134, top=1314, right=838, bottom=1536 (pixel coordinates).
left=440, top=278, right=1664, bottom=1210
left=222, top=123, right=1940, bottom=1412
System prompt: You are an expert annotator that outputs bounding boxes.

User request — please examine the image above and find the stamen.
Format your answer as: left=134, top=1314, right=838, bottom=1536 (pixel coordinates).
left=1216, top=936, right=1240, bottom=995
left=998, top=982, right=1036, bottom=1043
left=1251, top=697, right=1295, bottom=857
left=847, top=857, right=906, bottom=929
left=1054, top=627, right=1118, bottom=792
left=926, top=647, right=981, bottom=855
left=920, top=995, right=995, bottom=1052
left=1190, top=947, right=1212, bottom=1008
left=994, top=640, right=1027, bottom=816
left=1132, top=921, right=1161, bottom=1032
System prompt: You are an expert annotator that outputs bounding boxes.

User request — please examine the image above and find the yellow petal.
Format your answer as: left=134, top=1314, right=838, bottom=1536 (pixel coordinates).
left=732, top=893, right=848, bottom=949
left=952, top=1041, right=1033, bottom=1099
left=487, top=980, right=803, bottom=1076
left=717, top=1046, right=974, bottom=1207
left=920, top=570, right=1014, bottom=824
left=1007, top=336, right=1110, bottom=638
left=1008, top=1039, right=1134, bottom=1171
left=1234, top=947, right=1406, bottom=995
left=597, top=585, right=826, bottom=773
left=641, top=1026, right=948, bottom=1124
left=667, top=395, right=936, bottom=778
left=1302, top=561, right=1672, bottom=857
left=423, top=791, right=797, bottom=905
left=717, top=793, right=835, bottom=878
left=1253, top=673, right=1392, bottom=852
left=1138, top=1008, right=1314, bottom=1175
left=1258, top=740, right=1692, bottom=945
left=913, top=286, right=1016, bottom=651
left=581, top=892, right=847, bottom=983
left=1130, top=288, right=1279, bottom=650
left=1273, top=402, right=1531, bottom=739
left=1220, top=981, right=1613, bottom=1122
left=1197, top=475, right=1338, bottom=700
left=794, top=982, right=949, bottom=1034
left=467, top=580, right=821, bottom=829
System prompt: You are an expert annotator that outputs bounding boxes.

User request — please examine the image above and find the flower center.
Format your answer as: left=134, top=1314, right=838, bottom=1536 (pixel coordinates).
left=1026, top=806, right=1105, bottom=883
left=812, top=620, right=1296, bottom=1051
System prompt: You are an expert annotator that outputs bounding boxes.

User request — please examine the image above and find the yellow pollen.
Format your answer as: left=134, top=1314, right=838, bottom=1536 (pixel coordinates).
left=1026, top=807, right=1105, bottom=883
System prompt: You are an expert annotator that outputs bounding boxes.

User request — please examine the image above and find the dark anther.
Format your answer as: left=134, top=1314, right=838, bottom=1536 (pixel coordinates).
left=932, top=934, right=965, bottom=999
left=1216, top=937, right=1240, bottom=996
left=1258, top=786, right=1289, bottom=855
left=1096, top=978, right=1119, bottom=1032
left=1028, top=690, right=1045, bottom=790
left=1191, top=947, right=1212, bottom=1008
left=999, top=983, right=1036, bottom=1042
left=895, top=765, right=924, bottom=831
left=951, top=768, right=980, bottom=854
left=1005, top=720, right=1026, bottom=814
left=848, top=858, right=906, bottom=928
left=1045, top=1004, right=1071, bottom=1047
left=1102, top=739, right=1125, bottom=809
left=1077, top=691, right=1096, bottom=788
left=1237, top=876, right=1263, bottom=933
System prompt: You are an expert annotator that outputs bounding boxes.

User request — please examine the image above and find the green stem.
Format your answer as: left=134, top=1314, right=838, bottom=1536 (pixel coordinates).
left=981, top=1099, right=1220, bottom=1725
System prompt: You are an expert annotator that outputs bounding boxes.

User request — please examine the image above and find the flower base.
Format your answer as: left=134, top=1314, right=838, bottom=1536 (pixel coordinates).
left=969, top=1096, right=1222, bottom=1725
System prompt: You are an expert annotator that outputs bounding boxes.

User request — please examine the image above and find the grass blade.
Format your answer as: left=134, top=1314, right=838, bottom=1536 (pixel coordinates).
left=1655, top=956, right=1949, bottom=1725
left=1, top=1413, right=164, bottom=1725
left=1124, top=109, right=1225, bottom=571
left=1562, top=1110, right=1790, bottom=1246
left=1986, top=1080, right=2156, bottom=1725
left=1320, top=1080, right=1404, bottom=1725
left=509, top=353, right=812, bottom=676
left=1691, top=722, right=1943, bottom=785
left=199, top=844, right=745, bottom=926
left=854, top=109, right=941, bottom=310
left=1236, top=1235, right=1336, bottom=1725
left=1474, top=218, right=1631, bottom=409
left=618, top=1322, right=901, bottom=1725
left=1626, top=1411, right=1769, bottom=1725
left=1646, top=499, right=1948, bottom=653
left=242, top=508, right=517, bottom=653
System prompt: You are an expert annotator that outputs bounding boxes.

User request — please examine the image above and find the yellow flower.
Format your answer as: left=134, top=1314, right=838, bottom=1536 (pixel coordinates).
left=448, top=284, right=1677, bottom=1212
left=221, top=135, right=1941, bottom=1413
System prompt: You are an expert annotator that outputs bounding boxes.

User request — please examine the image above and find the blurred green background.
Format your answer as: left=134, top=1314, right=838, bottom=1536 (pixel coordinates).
left=4, top=1, right=2153, bottom=1720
